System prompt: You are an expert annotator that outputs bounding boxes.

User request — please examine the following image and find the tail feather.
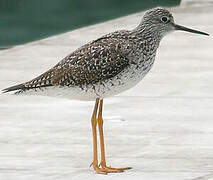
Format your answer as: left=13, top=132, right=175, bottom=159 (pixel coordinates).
left=2, top=84, right=26, bottom=93
left=2, top=68, right=56, bottom=94
left=2, top=83, right=53, bottom=93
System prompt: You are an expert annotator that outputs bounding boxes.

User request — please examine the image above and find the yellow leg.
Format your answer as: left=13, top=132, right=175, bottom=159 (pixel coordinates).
left=97, top=99, right=132, bottom=173
left=90, top=98, right=106, bottom=174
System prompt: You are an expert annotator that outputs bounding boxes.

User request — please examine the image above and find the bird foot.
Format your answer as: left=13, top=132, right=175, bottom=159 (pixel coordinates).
left=90, top=161, right=131, bottom=174
left=100, top=162, right=132, bottom=173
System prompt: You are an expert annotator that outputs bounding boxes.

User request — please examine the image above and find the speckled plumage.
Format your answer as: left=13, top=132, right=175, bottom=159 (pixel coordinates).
left=3, top=8, right=208, bottom=100
left=18, top=29, right=159, bottom=100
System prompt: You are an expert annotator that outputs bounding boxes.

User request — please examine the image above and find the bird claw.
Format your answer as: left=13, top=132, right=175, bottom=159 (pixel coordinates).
left=91, top=161, right=131, bottom=174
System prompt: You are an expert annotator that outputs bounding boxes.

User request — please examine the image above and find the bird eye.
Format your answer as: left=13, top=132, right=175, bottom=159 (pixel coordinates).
left=161, top=16, right=169, bottom=23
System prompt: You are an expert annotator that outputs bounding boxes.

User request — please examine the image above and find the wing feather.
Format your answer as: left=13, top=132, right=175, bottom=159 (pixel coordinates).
left=3, top=30, right=134, bottom=92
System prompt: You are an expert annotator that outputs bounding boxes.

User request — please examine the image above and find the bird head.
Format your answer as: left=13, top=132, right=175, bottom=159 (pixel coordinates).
left=140, top=8, right=209, bottom=38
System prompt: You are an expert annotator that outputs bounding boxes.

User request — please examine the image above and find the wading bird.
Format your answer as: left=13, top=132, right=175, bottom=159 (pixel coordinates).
left=3, top=8, right=209, bottom=174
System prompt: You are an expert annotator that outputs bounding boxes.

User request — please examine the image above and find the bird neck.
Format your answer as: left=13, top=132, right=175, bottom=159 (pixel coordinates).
left=133, top=23, right=163, bottom=47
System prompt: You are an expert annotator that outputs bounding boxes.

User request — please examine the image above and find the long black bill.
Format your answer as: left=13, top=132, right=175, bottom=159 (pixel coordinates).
left=174, top=24, right=209, bottom=36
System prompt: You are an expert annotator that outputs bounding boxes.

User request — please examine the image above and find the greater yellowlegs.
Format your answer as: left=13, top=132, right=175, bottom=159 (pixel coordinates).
left=2, top=8, right=209, bottom=174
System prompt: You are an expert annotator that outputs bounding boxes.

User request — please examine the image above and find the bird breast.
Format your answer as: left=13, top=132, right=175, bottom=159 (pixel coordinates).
left=92, top=52, right=157, bottom=99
